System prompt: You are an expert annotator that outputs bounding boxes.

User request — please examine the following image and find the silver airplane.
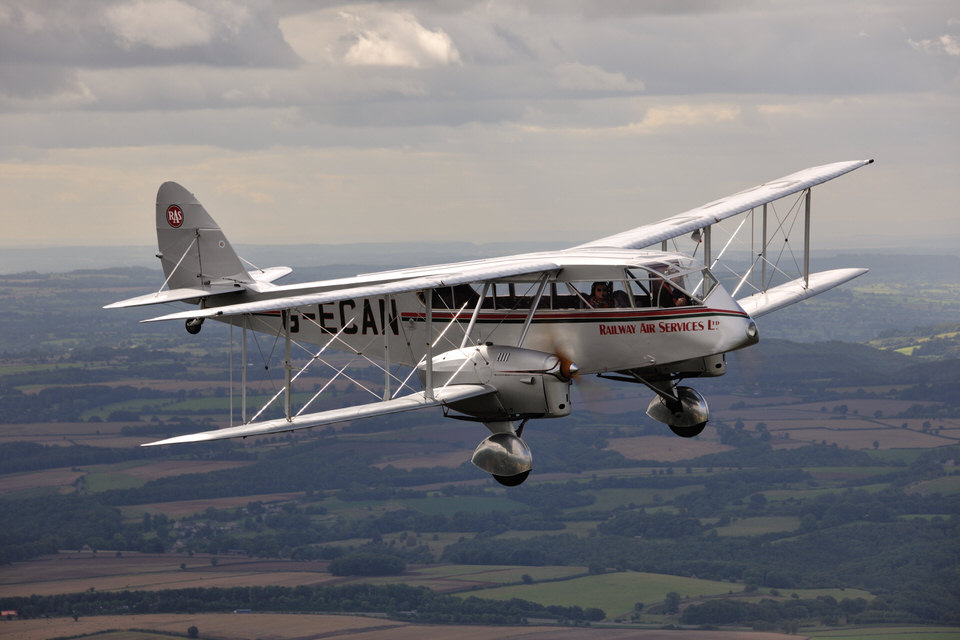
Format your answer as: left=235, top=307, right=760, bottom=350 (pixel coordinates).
left=108, top=159, right=873, bottom=485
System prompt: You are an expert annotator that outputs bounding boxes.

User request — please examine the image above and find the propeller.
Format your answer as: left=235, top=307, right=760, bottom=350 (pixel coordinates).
left=549, top=339, right=581, bottom=382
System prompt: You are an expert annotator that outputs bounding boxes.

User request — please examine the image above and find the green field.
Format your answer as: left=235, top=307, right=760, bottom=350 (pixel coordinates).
left=908, top=475, right=960, bottom=495
left=79, top=461, right=156, bottom=492
left=569, top=486, right=703, bottom=512
left=715, top=515, right=800, bottom=536
left=463, top=570, right=739, bottom=619
left=83, top=472, right=147, bottom=492
left=804, top=466, right=896, bottom=479
left=867, top=449, right=930, bottom=464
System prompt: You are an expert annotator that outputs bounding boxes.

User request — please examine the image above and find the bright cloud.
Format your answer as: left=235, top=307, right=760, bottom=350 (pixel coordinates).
left=907, top=33, right=960, bottom=56
left=626, top=104, right=741, bottom=134
left=339, top=10, right=461, bottom=68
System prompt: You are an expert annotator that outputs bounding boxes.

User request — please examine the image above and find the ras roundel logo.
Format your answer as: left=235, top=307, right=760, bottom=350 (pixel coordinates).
left=166, top=205, right=184, bottom=228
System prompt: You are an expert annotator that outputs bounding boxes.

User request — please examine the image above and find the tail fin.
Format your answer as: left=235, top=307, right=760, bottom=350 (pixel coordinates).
left=156, top=182, right=252, bottom=289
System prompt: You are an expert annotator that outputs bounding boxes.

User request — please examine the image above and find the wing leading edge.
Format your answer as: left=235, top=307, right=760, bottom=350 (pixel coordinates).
left=737, top=268, right=869, bottom=318
left=142, top=383, right=496, bottom=446
left=578, top=159, right=873, bottom=251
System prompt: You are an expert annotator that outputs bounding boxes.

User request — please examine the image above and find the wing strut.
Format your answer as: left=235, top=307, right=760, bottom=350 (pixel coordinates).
left=241, top=316, right=247, bottom=424
left=517, top=274, right=549, bottom=348
left=383, top=295, right=392, bottom=400
left=284, top=311, right=292, bottom=421
left=804, top=189, right=811, bottom=287
left=460, top=283, right=490, bottom=349
left=761, top=203, right=768, bottom=290
left=425, top=289, right=434, bottom=401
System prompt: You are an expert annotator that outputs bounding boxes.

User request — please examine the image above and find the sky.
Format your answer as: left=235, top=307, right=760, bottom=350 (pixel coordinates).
left=1, top=0, right=958, bottom=252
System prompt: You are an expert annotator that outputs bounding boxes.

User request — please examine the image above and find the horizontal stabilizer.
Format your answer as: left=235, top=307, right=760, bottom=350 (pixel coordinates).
left=249, top=266, right=292, bottom=283
left=104, top=266, right=292, bottom=309
left=104, top=285, right=243, bottom=309
left=142, top=384, right=496, bottom=446
left=737, top=268, right=868, bottom=318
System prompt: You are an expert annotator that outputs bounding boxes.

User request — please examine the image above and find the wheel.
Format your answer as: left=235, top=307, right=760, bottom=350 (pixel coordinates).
left=669, top=422, right=706, bottom=438
left=185, top=318, right=203, bottom=335
left=493, top=470, right=530, bottom=486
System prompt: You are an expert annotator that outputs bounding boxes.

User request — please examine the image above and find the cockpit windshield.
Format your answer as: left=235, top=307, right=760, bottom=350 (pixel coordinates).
left=626, top=259, right=717, bottom=308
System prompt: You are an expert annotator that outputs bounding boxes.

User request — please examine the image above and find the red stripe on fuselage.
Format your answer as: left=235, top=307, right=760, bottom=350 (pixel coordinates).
left=400, top=307, right=747, bottom=323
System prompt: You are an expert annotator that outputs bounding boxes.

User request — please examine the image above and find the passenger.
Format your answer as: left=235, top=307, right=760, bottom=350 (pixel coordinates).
left=588, top=281, right=613, bottom=308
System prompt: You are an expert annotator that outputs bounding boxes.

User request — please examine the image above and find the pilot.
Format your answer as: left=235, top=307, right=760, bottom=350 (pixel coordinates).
left=659, top=279, right=689, bottom=307
left=588, top=281, right=613, bottom=308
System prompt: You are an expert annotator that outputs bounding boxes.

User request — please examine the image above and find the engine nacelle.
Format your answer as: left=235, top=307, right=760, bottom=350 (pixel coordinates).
left=419, top=345, right=573, bottom=421
left=638, top=353, right=727, bottom=380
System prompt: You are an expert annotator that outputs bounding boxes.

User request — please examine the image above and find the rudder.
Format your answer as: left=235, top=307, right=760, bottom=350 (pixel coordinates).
left=156, top=182, right=251, bottom=289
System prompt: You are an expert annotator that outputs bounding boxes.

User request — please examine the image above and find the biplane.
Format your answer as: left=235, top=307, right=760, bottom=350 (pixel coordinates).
left=108, top=159, right=873, bottom=485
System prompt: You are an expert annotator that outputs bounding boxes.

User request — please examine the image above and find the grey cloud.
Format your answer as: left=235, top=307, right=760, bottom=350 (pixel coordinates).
left=0, top=1, right=956, bottom=142
left=0, top=0, right=300, bottom=69
left=0, top=63, right=83, bottom=99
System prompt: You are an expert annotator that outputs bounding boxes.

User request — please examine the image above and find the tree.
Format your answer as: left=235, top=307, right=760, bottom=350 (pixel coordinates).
left=665, top=592, right=681, bottom=614
left=187, top=625, right=199, bottom=638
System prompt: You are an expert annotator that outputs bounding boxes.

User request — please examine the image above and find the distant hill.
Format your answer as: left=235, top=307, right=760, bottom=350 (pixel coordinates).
left=725, top=338, right=947, bottom=389
left=868, top=322, right=960, bottom=359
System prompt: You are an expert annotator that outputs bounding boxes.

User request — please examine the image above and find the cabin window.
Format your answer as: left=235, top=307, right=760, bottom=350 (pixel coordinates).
left=425, top=268, right=714, bottom=312
left=428, top=282, right=547, bottom=310
left=689, top=268, right=718, bottom=301
left=423, top=284, right=481, bottom=310
left=556, top=281, right=631, bottom=308
left=625, top=270, right=654, bottom=308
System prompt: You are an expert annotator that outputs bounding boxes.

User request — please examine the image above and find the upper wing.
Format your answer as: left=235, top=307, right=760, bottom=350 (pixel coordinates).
left=142, top=257, right=560, bottom=323
left=577, top=159, right=873, bottom=250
